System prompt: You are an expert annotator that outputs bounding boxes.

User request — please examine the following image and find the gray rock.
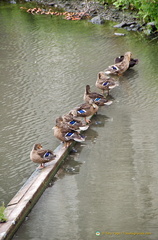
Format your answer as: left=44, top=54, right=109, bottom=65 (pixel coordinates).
left=124, top=26, right=132, bottom=31
left=126, top=21, right=137, bottom=26
left=129, top=24, right=136, bottom=28
left=90, top=15, right=105, bottom=24
left=131, top=27, right=139, bottom=31
left=147, top=21, right=157, bottom=31
left=114, top=32, right=126, bottom=36
left=113, top=21, right=127, bottom=28
left=147, top=21, right=156, bottom=27
left=47, top=2, right=55, bottom=6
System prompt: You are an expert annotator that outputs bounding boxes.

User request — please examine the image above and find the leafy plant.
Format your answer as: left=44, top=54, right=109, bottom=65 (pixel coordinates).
left=139, top=0, right=158, bottom=23
left=99, top=0, right=115, bottom=5
left=113, top=0, right=131, bottom=9
left=111, top=0, right=158, bottom=30
left=0, top=203, right=7, bottom=223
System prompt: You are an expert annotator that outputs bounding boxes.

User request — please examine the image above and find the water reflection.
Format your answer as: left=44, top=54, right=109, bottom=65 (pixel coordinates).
left=58, top=155, right=83, bottom=175
left=91, top=113, right=113, bottom=127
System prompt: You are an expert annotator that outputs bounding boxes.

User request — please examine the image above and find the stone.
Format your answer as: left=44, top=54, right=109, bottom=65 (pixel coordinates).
left=47, top=2, right=55, bottom=6
left=147, top=22, right=157, bottom=31
left=147, top=21, right=156, bottom=27
left=126, top=21, right=137, bottom=26
left=114, top=32, right=126, bottom=36
left=90, top=15, right=105, bottom=24
left=113, top=21, right=127, bottom=28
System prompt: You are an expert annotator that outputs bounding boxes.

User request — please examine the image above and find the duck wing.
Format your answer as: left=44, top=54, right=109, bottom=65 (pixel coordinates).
left=63, top=130, right=85, bottom=142
left=75, top=103, right=91, bottom=115
left=88, top=92, right=104, bottom=99
left=33, top=148, right=55, bottom=162
left=114, top=56, right=138, bottom=68
left=37, top=149, right=54, bottom=158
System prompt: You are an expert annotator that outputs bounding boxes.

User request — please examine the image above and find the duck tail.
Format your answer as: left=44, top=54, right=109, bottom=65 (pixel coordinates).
left=104, top=100, right=113, bottom=106
left=74, top=134, right=85, bottom=142
left=79, top=125, right=89, bottom=131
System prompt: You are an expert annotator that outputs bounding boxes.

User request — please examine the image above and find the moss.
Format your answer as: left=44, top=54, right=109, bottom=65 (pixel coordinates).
left=0, top=203, right=7, bottom=223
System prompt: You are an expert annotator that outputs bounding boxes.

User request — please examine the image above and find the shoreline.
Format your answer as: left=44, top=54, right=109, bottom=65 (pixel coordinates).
left=30, top=0, right=158, bottom=38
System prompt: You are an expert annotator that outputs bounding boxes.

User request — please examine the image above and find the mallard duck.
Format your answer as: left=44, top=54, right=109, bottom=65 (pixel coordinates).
left=96, top=72, right=118, bottom=95
left=69, top=100, right=99, bottom=123
left=84, top=85, right=113, bottom=106
left=104, top=51, right=132, bottom=75
left=53, top=118, right=85, bottom=147
left=114, top=55, right=138, bottom=68
left=30, top=143, right=56, bottom=169
left=61, top=114, right=89, bottom=131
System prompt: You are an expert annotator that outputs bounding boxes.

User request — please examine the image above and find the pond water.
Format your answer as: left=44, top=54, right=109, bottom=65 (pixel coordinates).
left=0, top=2, right=158, bottom=240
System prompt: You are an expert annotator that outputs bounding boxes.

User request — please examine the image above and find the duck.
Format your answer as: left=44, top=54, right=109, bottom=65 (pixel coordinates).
left=69, top=100, right=99, bottom=123
left=96, top=72, right=118, bottom=95
left=114, top=55, right=138, bottom=68
left=84, top=85, right=113, bottom=106
left=104, top=51, right=132, bottom=75
left=60, top=113, right=89, bottom=131
left=52, top=118, right=85, bottom=147
left=30, top=143, right=56, bottom=169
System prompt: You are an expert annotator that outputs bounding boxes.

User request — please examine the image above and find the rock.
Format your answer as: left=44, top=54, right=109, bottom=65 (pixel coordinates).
left=129, top=24, right=136, bottom=28
left=138, top=27, right=143, bottom=31
left=113, top=21, right=127, bottom=28
left=47, top=2, right=55, bottom=6
left=131, top=27, right=139, bottom=31
left=90, top=15, right=105, bottom=24
left=147, top=21, right=157, bottom=31
left=123, top=26, right=132, bottom=31
left=114, top=32, right=126, bottom=36
left=147, top=21, right=156, bottom=27
left=126, top=21, right=137, bottom=26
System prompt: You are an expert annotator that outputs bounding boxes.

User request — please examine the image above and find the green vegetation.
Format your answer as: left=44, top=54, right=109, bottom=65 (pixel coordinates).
left=100, top=0, right=158, bottom=30
left=0, top=203, right=7, bottom=223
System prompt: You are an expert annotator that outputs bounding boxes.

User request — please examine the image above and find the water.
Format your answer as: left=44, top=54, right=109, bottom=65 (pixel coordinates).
left=0, top=2, right=158, bottom=240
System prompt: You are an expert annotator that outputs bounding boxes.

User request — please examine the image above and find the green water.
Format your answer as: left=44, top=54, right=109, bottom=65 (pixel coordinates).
left=0, top=2, right=158, bottom=240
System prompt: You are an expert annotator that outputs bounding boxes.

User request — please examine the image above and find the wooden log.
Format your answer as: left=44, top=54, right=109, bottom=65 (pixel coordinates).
left=0, top=141, right=76, bottom=240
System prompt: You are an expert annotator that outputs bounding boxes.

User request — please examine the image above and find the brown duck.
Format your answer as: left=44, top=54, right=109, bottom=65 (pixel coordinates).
left=84, top=85, right=113, bottom=106
left=104, top=51, right=132, bottom=75
left=114, top=55, right=138, bottom=68
left=52, top=118, right=85, bottom=147
left=69, top=100, right=99, bottom=123
left=96, top=72, right=118, bottom=95
left=30, top=143, right=56, bottom=169
left=60, top=114, right=89, bottom=131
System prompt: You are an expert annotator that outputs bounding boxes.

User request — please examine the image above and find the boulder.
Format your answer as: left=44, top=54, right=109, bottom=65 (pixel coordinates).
left=90, top=15, right=105, bottom=24
left=113, top=21, right=127, bottom=28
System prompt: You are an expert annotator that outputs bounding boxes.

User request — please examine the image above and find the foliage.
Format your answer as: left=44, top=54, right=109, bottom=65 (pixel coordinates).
left=99, top=0, right=115, bottom=5
left=112, top=0, right=158, bottom=28
left=0, top=203, right=7, bottom=223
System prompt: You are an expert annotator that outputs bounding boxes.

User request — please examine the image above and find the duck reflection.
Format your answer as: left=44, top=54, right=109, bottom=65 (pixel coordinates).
left=56, top=156, right=83, bottom=179
left=120, top=68, right=139, bottom=81
left=84, top=128, right=98, bottom=143
left=48, top=113, right=112, bottom=186
left=90, top=113, right=112, bottom=127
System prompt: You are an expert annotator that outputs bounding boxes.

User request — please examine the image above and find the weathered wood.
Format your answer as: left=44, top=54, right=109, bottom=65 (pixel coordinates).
left=0, top=141, right=76, bottom=240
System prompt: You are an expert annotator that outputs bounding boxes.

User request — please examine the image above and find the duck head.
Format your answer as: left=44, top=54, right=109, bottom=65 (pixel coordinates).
left=85, top=85, right=91, bottom=94
left=124, top=52, right=132, bottom=61
left=55, top=116, right=64, bottom=127
left=33, top=143, right=43, bottom=150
